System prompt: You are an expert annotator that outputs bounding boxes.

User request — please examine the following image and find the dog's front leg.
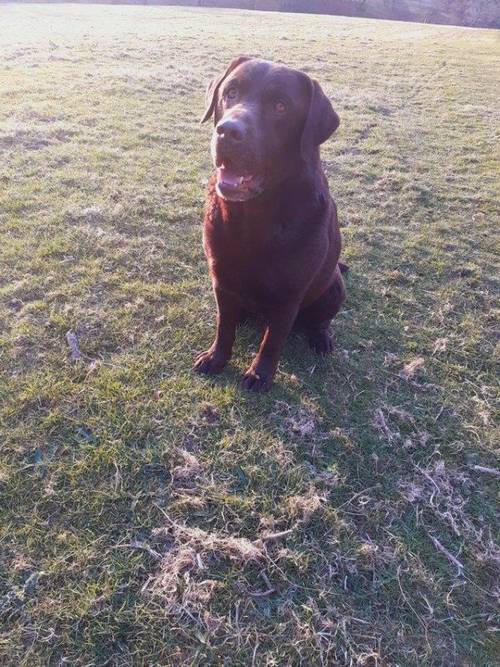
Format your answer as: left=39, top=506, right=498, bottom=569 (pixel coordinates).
left=194, top=286, right=241, bottom=375
left=242, top=302, right=299, bottom=392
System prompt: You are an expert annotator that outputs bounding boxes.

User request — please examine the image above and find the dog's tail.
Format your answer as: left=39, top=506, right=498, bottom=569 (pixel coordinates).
left=339, top=261, right=349, bottom=275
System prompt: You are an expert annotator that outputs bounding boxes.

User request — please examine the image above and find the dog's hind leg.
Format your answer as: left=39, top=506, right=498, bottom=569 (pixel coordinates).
left=298, top=265, right=346, bottom=354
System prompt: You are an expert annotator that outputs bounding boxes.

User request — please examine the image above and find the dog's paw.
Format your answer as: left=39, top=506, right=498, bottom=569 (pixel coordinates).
left=308, top=329, right=333, bottom=354
left=241, top=367, right=273, bottom=393
left=194, top=349, right=228, bottom=375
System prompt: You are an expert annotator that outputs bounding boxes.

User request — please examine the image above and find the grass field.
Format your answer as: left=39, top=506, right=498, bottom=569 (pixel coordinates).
left=1, top=4, right=499, bottom=665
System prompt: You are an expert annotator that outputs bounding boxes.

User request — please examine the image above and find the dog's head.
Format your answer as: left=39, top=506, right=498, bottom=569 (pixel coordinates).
left=201, top=57, right=339, bottom=202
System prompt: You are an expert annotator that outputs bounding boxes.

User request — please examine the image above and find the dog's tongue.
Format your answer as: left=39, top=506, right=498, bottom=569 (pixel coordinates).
left=217, top=166, right=241, bottom=188
left=217, top=166, right=258, bottom=189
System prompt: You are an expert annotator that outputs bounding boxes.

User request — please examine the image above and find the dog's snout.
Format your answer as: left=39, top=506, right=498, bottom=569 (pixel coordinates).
left=216, top=118, right=244, bottom=143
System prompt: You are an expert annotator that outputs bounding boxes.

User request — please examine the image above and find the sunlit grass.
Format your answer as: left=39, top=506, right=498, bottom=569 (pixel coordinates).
left=0, top=4, right=498, bottom=665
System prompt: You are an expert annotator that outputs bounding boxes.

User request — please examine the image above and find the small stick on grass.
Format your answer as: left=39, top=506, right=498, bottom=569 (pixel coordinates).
left=427, top=532, right=464, bottom=576
left=252, top=641, right=259, bottom=667
left=415, top=465, right=441, bottom=506
left=258, top=528, right=295, bottom=543
left=470, top=465, right=500, bottom=478
left=66, top=330, right=82, bottom=361
left=249, top=569, right=276, bottom=596
left=113, top=541, right=162, bottom=561
left=336, top=485, right=380, bottom=511
left=248, top=588, right=275, bottom=597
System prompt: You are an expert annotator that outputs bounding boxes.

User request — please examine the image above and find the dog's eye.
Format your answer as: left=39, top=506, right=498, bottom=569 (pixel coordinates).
left=275, top=100, right=287, bottom=114
left=226, top=86, right=238, bottom=100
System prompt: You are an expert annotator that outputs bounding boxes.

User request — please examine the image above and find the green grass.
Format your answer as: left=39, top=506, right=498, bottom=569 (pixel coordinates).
left=1, top=4, right=499, bottom=665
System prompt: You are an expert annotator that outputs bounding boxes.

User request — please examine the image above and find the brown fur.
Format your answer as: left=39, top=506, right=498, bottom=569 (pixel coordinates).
left=195, top=58, right=346, bottom=391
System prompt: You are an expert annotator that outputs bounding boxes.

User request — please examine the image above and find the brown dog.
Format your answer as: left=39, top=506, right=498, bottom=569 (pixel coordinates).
left=195, top=57, right=346, bottom=392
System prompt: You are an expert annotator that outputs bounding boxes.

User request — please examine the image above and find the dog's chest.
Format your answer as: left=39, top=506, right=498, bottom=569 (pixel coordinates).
left=204, top=212, right=321, bottom=305
left=210, top=231, right=288, bottom=299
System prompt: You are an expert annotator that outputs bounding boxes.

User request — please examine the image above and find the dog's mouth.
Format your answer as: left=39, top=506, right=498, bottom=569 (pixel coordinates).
left=216, top=164, right=264, bottom=202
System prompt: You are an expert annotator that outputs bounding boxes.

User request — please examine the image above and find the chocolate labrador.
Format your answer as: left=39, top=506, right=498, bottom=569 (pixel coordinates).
left=195, top=57, right=346, bottom=392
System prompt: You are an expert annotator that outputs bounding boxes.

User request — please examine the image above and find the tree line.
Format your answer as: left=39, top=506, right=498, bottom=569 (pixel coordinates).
left=156, top=0, right=499, bottom=28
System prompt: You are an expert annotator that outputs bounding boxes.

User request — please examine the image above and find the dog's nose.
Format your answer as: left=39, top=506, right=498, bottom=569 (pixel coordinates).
left=216, top=118, right=244, bottom=143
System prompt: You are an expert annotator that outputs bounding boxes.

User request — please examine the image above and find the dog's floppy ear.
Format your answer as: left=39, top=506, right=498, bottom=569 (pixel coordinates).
left=300, top=76, right=339, bottom=161
left=201, top=56, right=251, bottom=125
